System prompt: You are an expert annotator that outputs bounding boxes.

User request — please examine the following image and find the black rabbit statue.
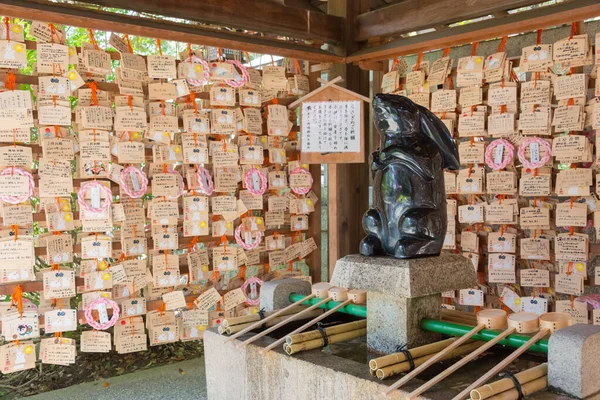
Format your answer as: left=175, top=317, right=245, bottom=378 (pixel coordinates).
left=359, top=94, right=460, bottom=259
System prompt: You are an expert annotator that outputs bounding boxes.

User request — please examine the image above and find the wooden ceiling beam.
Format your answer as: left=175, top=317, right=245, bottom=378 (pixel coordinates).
left=0, top=0, right=343, bottom=63
left=74, top=0, right=343, bottom=43
left=354, top=0, right=546, bottom=42
left=348, top=0, right=600, bottom=63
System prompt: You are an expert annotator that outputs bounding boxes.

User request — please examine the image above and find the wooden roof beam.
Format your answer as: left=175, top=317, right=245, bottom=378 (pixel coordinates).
left=348, top=0, right=600, bottom=63
left=354, top=0, right=546, bottom=42
left=75, top=0, right=344, bottom=43
left=0, top=0, right=344, bottom=63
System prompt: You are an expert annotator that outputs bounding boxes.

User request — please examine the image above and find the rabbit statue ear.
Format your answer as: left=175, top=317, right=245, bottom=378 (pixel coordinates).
left=416, top=104, right=461, bottom=170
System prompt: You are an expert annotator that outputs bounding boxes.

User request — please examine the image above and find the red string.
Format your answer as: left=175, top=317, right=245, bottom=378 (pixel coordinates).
left=3, top=17, right=9, bottom=42
left=497, top=36, right=507, bottom=53
left=471, top=42, right=478, bottom=56
left=122, top=34, right=133, bottom=53
left=87, top=28, right=100, bottom=51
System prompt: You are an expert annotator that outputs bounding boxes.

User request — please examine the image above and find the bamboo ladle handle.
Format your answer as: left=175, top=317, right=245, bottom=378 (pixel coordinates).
left=450, top=329, right=550, bottom=400
left=224, top=293, right=316, bottom=343
left=382, top=324, right=486, bottom=396
left=236, top=296, right=333, bottom=348
left=407, top=328, right=516, bottom=399
left=259, top=298, right=353, bottom=354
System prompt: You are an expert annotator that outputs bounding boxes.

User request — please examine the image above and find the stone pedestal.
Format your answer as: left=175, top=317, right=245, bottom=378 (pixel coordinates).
left=549, top=324, right=600, bottom=399
left=330, top=254, right=477, bottom=354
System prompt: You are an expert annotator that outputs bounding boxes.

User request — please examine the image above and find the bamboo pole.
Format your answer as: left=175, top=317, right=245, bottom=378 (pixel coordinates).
left=470, top=363, right=547, bottom=400
left=369, top=338, right=457, bottom=371
left=376, top=341, right=484, bottom=380
left=284, top=327, right=367, bottom=355
left=221, top=306, right=306, bottom=328
left=441, top=309, right=479, bottom=325
left=286, top=320, right=366, bottom=345
left=259, top=299, right=353, bottom=354
left=236, top=296, right=333, bottom=348
left=451, top=329, right=550, bottom=400
left=407, top=328, right=517, bottom=399
left=225, top=309, right=324, bottom=334
left=486, top=376, right=548, bottom=400
left=224, top=293, right=316, bottom=343
left=382, top=324, right=486, bottom=396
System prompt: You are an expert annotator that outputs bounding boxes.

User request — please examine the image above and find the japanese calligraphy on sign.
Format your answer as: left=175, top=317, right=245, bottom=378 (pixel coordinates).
left=301, top=101, right=361, bottom=153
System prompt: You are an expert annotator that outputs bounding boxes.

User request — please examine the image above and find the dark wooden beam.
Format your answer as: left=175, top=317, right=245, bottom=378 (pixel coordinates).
left=327, top=0, right=371, bottom=279
left=267, top=0, right=324, bottom=13
left=354, top=0, right=546, bottom=41
left=0, top=0, right=343, bottom=63
left=348, top=0, right=600, bottom=62
left=75, top=0, right=343, bottom=43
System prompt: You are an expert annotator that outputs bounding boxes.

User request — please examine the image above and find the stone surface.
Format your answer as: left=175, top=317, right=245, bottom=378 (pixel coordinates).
left=549, top=324, right=600, bottom=399
left=259, top=278, right=312, bottom=312
left=204, top=329, right=568, bottom=400
left=368, top=292, right=441, bottom=354
left=330, top=253, right=476, bottom=298
left=28, top=358, right=206, bottom=400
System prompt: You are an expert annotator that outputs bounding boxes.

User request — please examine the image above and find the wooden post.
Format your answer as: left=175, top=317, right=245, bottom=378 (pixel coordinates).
left=307, top=61, right=323, bottom=282
left=327, top=0, right=371, bottom=280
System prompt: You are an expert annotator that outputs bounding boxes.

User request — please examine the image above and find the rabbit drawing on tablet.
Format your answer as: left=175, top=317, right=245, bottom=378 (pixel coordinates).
left=360, top=95, right=460, bottom=259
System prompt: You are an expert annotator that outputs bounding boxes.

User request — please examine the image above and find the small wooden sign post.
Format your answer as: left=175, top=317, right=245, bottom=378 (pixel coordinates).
left=288, top=76, right=371, bottom=164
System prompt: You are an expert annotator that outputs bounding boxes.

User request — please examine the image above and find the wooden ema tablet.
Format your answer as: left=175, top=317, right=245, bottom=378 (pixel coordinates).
left=312, top=282, right=332, bottom=298
left=507, top=312, right=539, bottom=334
left=476, top=309, right=508, bottom=329
left=347, top=289, right=367, bottom=304
left=539, top=312, right=572, bottom=333
left=328, top=286, right=348, bottom=302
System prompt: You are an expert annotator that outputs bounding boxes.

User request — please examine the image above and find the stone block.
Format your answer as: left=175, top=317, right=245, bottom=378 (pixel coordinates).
left=548, top=324, right=600, bottom=399
left=368, top=292, right=441, bottom=354
left=259, top=278, right=311, bottom=311
left=330, top=253, right=476, bottom=298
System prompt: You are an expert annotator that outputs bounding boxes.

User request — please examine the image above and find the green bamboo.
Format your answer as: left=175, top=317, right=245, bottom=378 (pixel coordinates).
left=288, top=293, right=367, bottom=318
left=287, top=294, right=549, bottom=353
left=420, top=319, right=548, bottom=353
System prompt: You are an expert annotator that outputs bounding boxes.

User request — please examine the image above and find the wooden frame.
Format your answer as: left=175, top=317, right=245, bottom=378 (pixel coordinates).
left=0, top=0, right=344, bottom=63
left=354, top=0, right=545, bottom=42
left=347, top=0, right=600, bottom=63
left=75, top=0, right=344, bottom=43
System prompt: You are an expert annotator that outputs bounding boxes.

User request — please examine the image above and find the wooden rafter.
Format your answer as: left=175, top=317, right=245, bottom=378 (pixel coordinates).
left=347, top=0, right=600, bottom=63
left=74, top=0, right=344, bottom=43
left=0, top=0, right=344, bottom=63
left=354, top=0, right=544, bottom=42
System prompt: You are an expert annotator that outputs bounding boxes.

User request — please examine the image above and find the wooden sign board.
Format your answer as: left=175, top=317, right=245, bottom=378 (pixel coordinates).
left=289, top=77, right=370, bottom=164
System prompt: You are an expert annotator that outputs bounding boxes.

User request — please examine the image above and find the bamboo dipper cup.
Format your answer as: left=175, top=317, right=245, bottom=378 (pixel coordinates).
left=507, top=312, right=540, bottom=334
left=539, top=312, right=572, bottom=333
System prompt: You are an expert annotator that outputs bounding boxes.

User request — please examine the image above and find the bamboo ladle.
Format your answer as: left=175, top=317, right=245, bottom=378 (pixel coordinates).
left=234, top=282, right=333, bottom=347
left=259, top=287, right=366, bottom=354
left=452, top=312, right=571, bottom=400
left=407, top=310, right=533, bottom=399
left=381, top=319, right=489, bottom=396
left=224, top=282, right=331, bottom=344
